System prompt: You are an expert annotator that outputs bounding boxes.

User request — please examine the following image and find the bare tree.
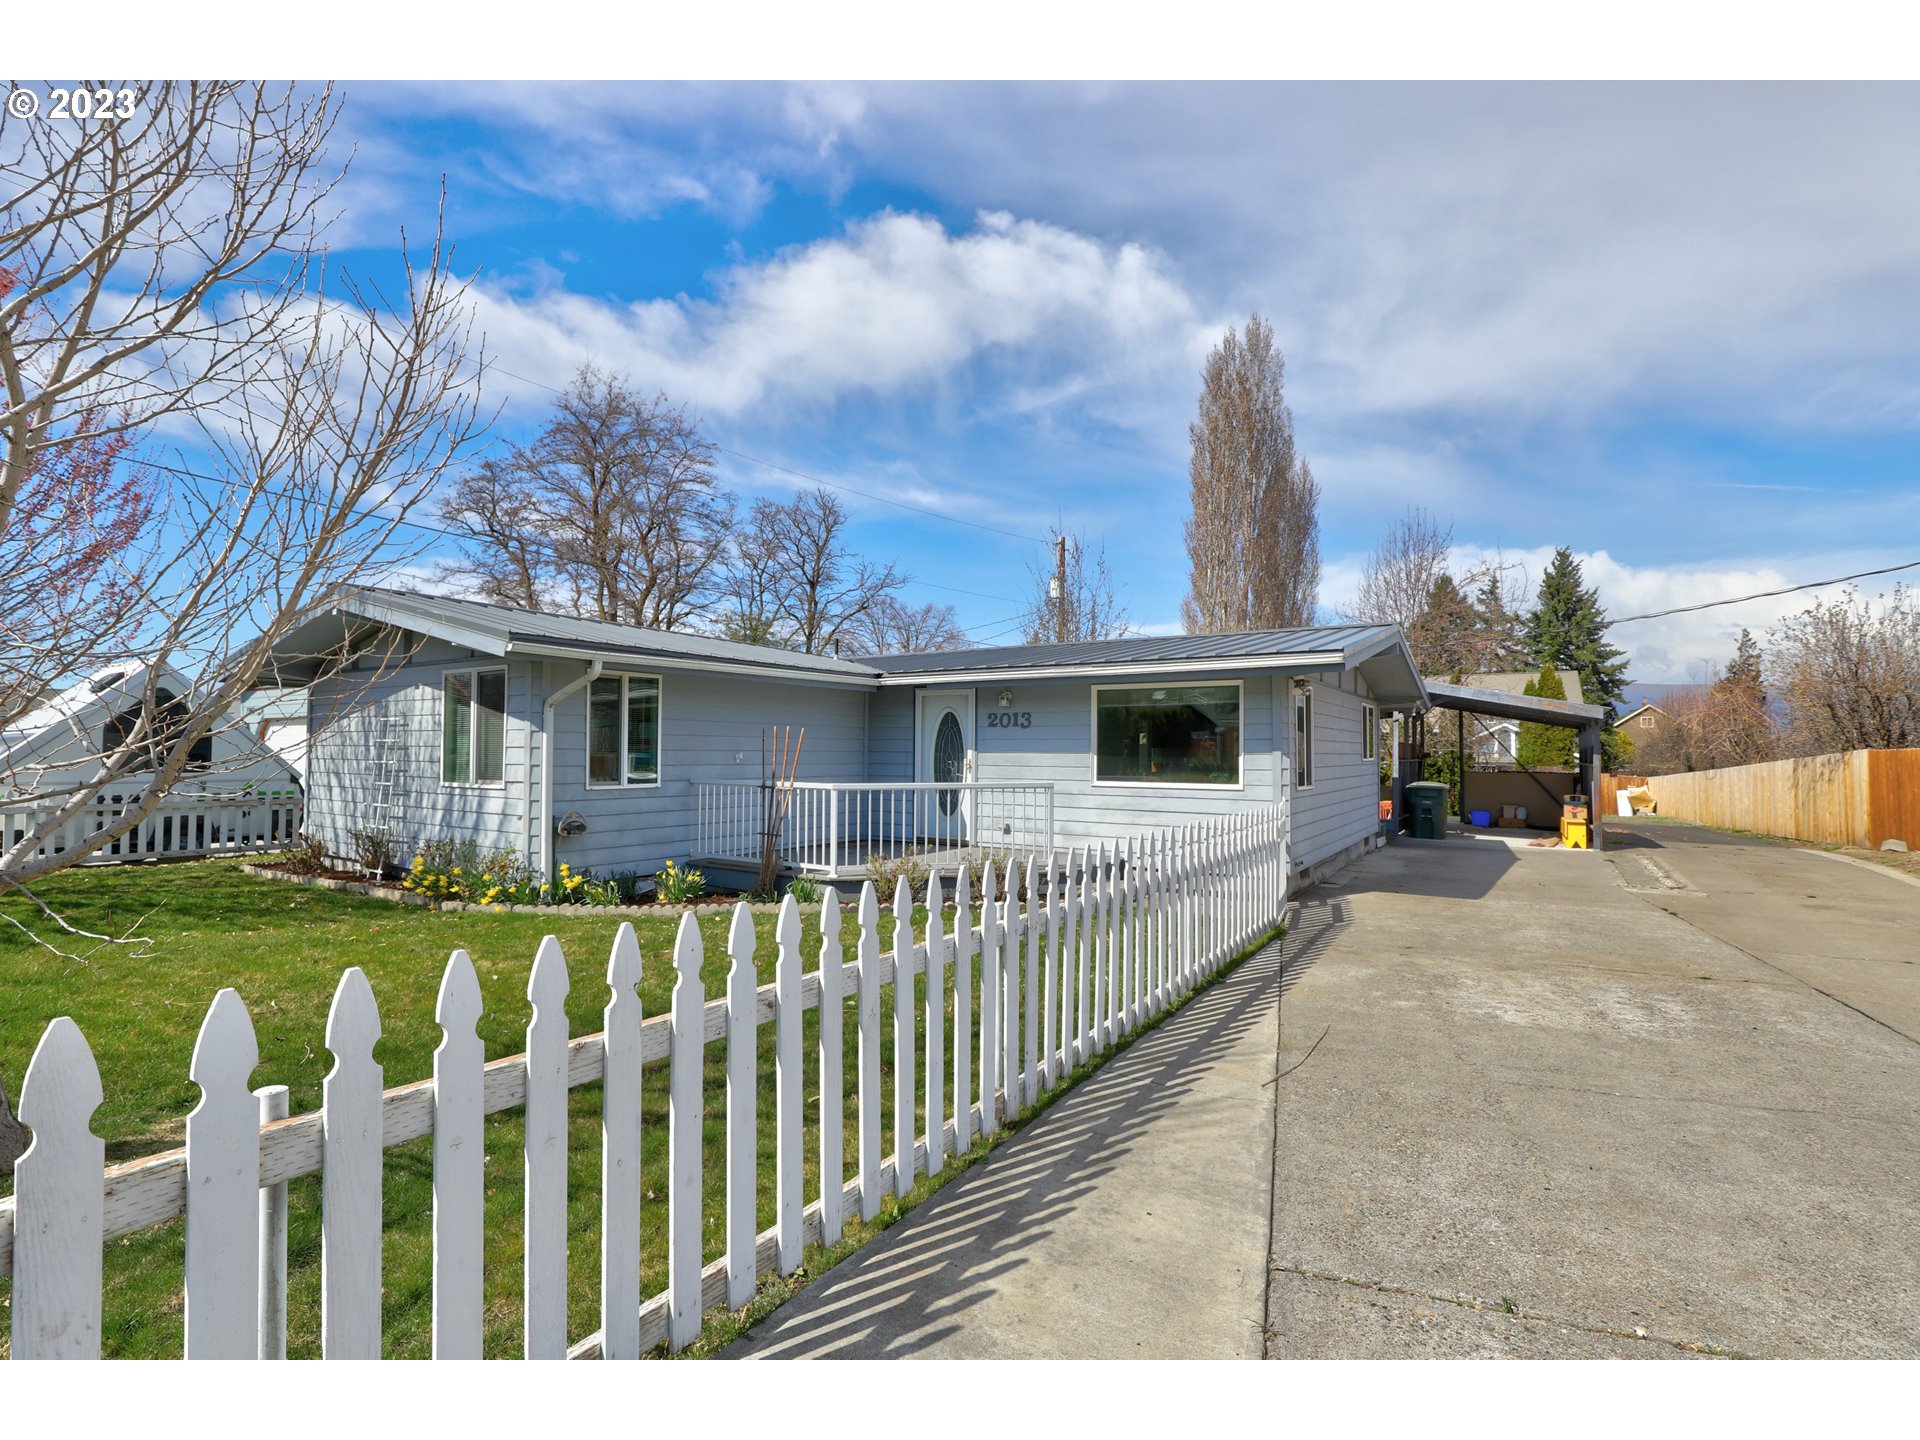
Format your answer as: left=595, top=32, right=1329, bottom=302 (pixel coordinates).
left=436, top=368, right=731, bottom=628
left=723, top=487, right=906, bottom=655
left=849, top=595, right=969, bottom=655
left=1768, top=585, right=1920, bottom=754
left=1021, top=529, right=1128, bottom=644
left=1, top=82, right=486, bottom=913
left=1347, top=507, right=1454, bottom=636
left=1183, top=313, right=1319, bottom=632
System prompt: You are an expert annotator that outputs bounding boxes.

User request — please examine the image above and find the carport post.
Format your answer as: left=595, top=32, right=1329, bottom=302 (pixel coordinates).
left=1458, top=706, right=1466, bottom=824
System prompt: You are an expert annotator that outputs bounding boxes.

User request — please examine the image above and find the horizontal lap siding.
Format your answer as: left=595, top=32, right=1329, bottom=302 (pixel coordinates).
left=967, top=675, right=1284, bottom=842
left=866, top=688, right=914, bottom=784
left=304, top=640, right=531, bottom=863
left=1287, top=674, right=1380, bottom=871
left=545, top=663, right=872, bottom=876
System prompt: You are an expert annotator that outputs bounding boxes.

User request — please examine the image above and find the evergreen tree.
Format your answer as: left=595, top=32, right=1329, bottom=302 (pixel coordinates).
left=1516, top=662, right=1575, bottom=768
left=1525, top=548, right=1630, bottom=722
left=1471, top=572, right=1528, bottom=672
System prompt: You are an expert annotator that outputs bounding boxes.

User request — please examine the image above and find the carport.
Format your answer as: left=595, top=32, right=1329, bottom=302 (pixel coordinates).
left=1417, top=680, right=1608, bottom=851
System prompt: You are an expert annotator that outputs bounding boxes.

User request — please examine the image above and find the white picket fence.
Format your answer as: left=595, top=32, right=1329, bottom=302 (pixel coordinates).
left=0, top=807, right=1286, bottom=1360
left=0, top=786, right=305, bottom=866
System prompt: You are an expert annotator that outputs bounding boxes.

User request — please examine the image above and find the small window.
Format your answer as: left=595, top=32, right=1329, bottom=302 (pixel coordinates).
left=1639, top=713, right=1654, bottom=729
left=1294, top=685, right=1314, bottom=790
left=443, top=668, right=506, bottom=785
left=588, top=674, right=661, bottom=786
left=1093, top=683, right=1241, bottom=786
left=1362, top=702, right=1378, bottom=760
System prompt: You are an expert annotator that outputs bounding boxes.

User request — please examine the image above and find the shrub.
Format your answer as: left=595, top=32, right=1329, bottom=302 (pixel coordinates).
left=866, top=846, right=930, bottom=903
left=347, top=825, right=400, bottom=877
left=652, top=859, right=707, bottom=905
left=280, top=832, right=329, bottom=874
left=403, top=840, right=536, bottom=908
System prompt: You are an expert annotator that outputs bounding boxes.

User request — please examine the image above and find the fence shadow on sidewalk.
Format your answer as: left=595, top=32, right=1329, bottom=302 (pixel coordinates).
left=729, top=937, right=1285, bottom=1359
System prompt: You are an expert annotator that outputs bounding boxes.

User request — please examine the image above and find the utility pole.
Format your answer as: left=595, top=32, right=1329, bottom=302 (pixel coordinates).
left=1051, top=533, right=1068, bottom=644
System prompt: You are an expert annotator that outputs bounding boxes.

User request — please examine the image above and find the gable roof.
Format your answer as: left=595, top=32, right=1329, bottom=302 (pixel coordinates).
left=266, top=589, right=1430, bottom=707
left=1615, top=700, right=1669, bottom=724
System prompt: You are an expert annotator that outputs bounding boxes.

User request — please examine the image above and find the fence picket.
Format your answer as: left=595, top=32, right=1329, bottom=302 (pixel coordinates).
left=322, top=967, right=383, bottom=1360
left=724, top=903, right=759, bottom=1308
left=1001, top=860, right=1020, bottom=1118
left=978, top=861, right=1001, bottom=1135
left=775, top=897, right=804, bottom=1274
left=600, top=924, right=644, bottom=1359
left=953, top=867, right=974, bottom=1151
left=1041, top=858, right=1059, bottom=1090
left=892, top=875, right=916, bottom=1200
left=185, top=988, right=260, bottom=1359
left=11, top=1018, right=105, bottom=1359
left=817, top=891, right=845, bottom=1247
left=923, top=869, right=946, bottom=1177
left=432, top=950, right=485, bottom=1359
left=856, top=882, right=883, bottom=1220
left=667, top=912, right=705, bottom=1353
left=524, top=937, right=571, bottom=1359
left=1023, top=855, right=1040, bottom=1106
left=1068, top=847, right=1087, bottom=1067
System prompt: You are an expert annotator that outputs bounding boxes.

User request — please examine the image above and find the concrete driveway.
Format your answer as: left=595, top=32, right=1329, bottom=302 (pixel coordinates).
left=1268, top=821, right=1920, bottom=1358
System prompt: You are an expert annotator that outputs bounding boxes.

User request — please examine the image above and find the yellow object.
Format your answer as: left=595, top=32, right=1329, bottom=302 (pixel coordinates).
left=1560, top=817, right=1590, bottom=850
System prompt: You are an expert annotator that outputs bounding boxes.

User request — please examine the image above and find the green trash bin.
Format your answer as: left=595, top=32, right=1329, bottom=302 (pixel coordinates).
left=1406, top=781, right=1451, bottom=840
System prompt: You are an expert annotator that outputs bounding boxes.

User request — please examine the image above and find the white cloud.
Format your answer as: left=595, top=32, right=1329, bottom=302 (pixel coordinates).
left=467, top=208, right=1211, bottom=428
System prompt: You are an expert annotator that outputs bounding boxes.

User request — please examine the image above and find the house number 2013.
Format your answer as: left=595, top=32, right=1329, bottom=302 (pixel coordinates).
left=986, top=711, right=1033, bottom=728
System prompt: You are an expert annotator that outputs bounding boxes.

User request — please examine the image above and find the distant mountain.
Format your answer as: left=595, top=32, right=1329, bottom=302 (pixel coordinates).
left=1620, top=682, right=1697, bottom=711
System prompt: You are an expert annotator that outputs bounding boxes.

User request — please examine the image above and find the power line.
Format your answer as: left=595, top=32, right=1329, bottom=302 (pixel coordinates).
left=1605, top=558, right=1920, bottom=627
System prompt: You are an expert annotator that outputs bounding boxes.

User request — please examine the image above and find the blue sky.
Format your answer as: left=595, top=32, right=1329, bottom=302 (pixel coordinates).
left=308, top=82, right=1918, bottom=681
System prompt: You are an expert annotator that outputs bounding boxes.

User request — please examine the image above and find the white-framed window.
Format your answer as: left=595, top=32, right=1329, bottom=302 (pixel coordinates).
left=1362, top=702, right=1378, bottom=760
left=1293, top=684, right=1314, bottom=790
left=1639, top=713, right=1654, bottom=729
left=443, top=667, right=506, bottom=786
left=587, top=674, right=662, bottom=786
left=1091, top=681, right=1243, bottom=788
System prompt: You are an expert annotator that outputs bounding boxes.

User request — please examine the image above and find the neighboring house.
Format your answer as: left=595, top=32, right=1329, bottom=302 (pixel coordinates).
left=1615, top=700, right=1672, bottom=748
left=0, top=661, right=302, bottom=804
left=264, top=588, right=1429, bottom=886
left=1424, top=670, right=1585, bottom=767
left=233, top=688, right=311, bottom=780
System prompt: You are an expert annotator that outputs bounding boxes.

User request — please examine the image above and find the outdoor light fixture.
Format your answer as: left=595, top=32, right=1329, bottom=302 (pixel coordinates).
left=999, top=690, right=1014, bottom=708
left=1292, top=677, right=1311, bottom=692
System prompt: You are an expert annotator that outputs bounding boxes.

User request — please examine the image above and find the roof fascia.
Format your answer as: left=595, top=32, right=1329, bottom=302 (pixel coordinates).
left=872, top=650, right=1353, bottom=686
left=504, top=640, right=881, bottom=689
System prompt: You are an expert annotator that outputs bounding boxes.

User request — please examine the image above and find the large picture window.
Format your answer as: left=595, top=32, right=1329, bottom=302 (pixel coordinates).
left=443, top=668, right=506, bottom=785
left=1093, top=683, right=1242, bottom=787
left=588, top=674, right=661, bottom=786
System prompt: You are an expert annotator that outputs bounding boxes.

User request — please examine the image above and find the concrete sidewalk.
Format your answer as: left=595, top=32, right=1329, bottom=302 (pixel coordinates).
left=728, top=938, right=1283, bottom=1359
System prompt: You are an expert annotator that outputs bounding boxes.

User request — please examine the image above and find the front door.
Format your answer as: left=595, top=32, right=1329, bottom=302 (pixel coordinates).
left=918, top=691, right=974, bottom=845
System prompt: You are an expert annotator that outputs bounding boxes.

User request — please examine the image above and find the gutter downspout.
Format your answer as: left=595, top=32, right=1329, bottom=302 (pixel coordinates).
left=540, top=659, right=602, bottom=883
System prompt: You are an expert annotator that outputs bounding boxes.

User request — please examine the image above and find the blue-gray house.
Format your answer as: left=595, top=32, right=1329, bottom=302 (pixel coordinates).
left=266, top=588, right=1428, bottom=889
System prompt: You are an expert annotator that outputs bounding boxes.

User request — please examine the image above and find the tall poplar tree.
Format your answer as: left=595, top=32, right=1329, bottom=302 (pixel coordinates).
left=1182, top=313, right=1320, bottom=632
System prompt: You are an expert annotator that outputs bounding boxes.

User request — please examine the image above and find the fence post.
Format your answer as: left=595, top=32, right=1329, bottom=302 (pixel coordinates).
left=1000, top=860, right=1020, bottom=1119
left=1023, top=855, right=1040, bottom=1106
left=255, top=1083, right=290, bottom=1360
left=12, top=1017, right=105, bottom=1359
left=601, top=925, right=644, bottom=1359
left=726, top=904, right=758, bottom=1309
left=667, top=912, right=705, bottom=1353
left=1040, top=858, right=1059, bottom=1090
left=775, top=897, right=805, bottom=1274
left=185, top=988, right=261, bottom=1360
left=817, top=890, right=845, bottom=1247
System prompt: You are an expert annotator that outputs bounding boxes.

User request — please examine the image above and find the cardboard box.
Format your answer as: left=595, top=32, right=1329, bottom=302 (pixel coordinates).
left=1496, top=818, right=1528, bottom=829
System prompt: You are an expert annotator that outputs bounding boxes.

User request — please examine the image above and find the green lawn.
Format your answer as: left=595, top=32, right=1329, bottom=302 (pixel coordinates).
left=1, top=858, right=1271, bottom=1358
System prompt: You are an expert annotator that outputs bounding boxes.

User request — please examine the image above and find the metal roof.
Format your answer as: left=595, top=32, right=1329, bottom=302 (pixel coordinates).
left=317, top=588, right=885, bottom=683
left=868, top=624, right=1402, bottom=676
left=1424, top=679, right=1605, bottom=728
left=1431, top=669, right=1586, bottom=705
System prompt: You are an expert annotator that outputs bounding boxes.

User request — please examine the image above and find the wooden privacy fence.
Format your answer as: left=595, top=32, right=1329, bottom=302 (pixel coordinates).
left=1, top=807, right=1285, bottom=1360
left=1609, top=749, right=1920, bottom=849
left=1, top=786, right=305, bottom=866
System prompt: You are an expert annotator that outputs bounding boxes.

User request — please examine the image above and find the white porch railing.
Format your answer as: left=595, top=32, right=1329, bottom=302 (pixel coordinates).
left=693, top=780, right=1055, bottom=877
left=0, top=807, right=1286, bottom=1359
left=0, top=786, right=306, bottom=865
